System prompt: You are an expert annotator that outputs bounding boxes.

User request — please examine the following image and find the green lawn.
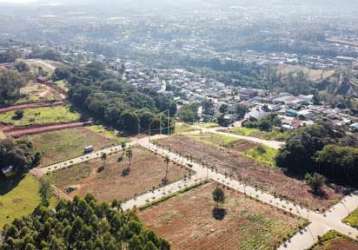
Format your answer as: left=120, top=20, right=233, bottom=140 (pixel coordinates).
left=243, top=145, right=278, bottom=168
left=27, top=127, right=121, bottom=167
left=0, top=175, right=41, bottom=228
left=343, top=209, right=358, bottom=229
left=230, top=127, right=291, bottom=141
left=0, top=106, right=80, bottom=126
left=174, top=122, right=198, bottom=134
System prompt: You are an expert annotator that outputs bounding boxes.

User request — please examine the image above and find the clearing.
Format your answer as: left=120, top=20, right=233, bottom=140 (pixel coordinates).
left=16, top=82, right=64, bottom=104
left=229, top=126, right=292, bottom=141
left=343, top=209, right=358, bottom=229
left=138, top=182, right=307, bottom=250
left=48, top=146, right=190, bottom=202
left=156, top=134, right=344, bottom=211
left=0, top=105, right=80, bottom=126
left=0, top=175, right=56, bottom=228
left=277, top=64, right=335, bottom=82
left=311, top=230, right=358, bottom=250
left=27, top=127, right=123, bottom=167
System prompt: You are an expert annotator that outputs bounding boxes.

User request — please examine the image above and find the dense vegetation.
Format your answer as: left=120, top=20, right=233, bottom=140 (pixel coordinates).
left=54, top=63, right=177, bottom=135
left=0, top=139, right=40, bottom=178
left=178, top=103, right=199, bottom=123
left=0, top=68, right=26, bottom=106
left=1, top=195, right=170, bottom=250
left=243, top=114, right=281, bottom=132
left=276, top=123, right=358, bottom=186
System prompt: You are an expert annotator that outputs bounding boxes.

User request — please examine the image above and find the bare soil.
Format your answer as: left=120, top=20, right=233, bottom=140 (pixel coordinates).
left=138, top=182, right=306, bottom=250
left=50, top=146, right=190, bottom=202
left=156, top=135, right=344, bottom=211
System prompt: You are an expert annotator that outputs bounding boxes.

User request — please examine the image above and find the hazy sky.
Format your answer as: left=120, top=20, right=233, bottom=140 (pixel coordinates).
left=0, top=0, right=38, bottom=3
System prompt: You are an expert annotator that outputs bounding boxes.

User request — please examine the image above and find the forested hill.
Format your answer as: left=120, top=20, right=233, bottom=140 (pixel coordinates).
left=54, top=62, right=177, bottom=135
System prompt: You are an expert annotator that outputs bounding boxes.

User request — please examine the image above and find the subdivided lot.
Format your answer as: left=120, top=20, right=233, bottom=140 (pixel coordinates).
left=48, top=146, right=190, bottom=202
left=138, top=182, right=307, bottom=250
left=156, top=135, right=344, bottom=211
left=0, top=105, right=80, bottom=126
left=311, top=230, right=358, bottom=250
left=343, top=209, right=358, bottom=229
left=228, top=127, right=292, bottom=141
left=0, top=175, right=56, bottom=228
left=27, top=127, right=123, bottom=167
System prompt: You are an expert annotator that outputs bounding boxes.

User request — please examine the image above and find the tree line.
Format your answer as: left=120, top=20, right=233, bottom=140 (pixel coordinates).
left=1, top=195, right=170, bottom=250
left=276, top=122, right=358, bottom=186
left=54, top=62, right=177, bottom=135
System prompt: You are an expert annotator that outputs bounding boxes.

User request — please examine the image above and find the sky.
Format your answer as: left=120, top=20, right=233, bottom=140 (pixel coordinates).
left=0, top=0, right=38, bottom=3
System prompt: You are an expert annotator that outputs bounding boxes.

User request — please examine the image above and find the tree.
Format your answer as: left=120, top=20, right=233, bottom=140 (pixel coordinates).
left=235, top=104, right=248, bottom=120
left=39, top=178, right=53, bottom=207
left=305, top=173, right=325, bottom=196
left=101, top=153, right=107, bottom=168
left=219, top=104, right=228, bottom=114
left=13, top=110, right=24, bottom=120
left=120, top=112, right=139, bottom=135
left=163, top=156, right=170, bottom=185
left=0, top=69, right=26, bottom=106
left=1, top=195, right=168, bottom=249
left=178, top=104, right=199, bottom=123
left=212, top=187, right=225, bottom=208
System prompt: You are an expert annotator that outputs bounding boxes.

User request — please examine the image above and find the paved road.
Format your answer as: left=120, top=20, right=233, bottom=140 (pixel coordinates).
left=138, top=137, right=358, bottom=249
left=121, top=174, right=206, bottom=211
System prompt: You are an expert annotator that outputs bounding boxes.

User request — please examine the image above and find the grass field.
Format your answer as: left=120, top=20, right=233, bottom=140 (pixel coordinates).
left=27, top=127, right=120, bottom=167
left=0, top=175, right=57, bottom=228
left=48, top=146, right=190, bottom=202
left=311, top=230, right=358, bottom=250
left=54, top=80, right=69, bottom=92
left=243, top=145, right=278, bottom=167
left=138, top=182, right=306, bottom=250
left=343, top=209, right=358, bottom=229
left=87, top=125, right=127, bottom=144
left=175, top=122, right=218, bottom=134
left=230, top=127, right=291, bottom=141
left=0, top=106, right=80, bottom=126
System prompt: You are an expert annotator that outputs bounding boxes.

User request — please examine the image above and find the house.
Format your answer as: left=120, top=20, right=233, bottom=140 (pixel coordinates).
left=350, top=123, right=358, bottom=132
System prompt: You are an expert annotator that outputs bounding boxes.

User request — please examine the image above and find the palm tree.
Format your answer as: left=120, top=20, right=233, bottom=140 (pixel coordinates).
left=126, top=147, right=133, bottom=170
left=101, top=153, right=107, bottom=168
left=163, top=156, right=170, bottom=184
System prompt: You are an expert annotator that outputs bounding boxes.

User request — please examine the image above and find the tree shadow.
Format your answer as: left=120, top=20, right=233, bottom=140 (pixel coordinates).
left=0, top=173, right=26, bottom=195
left=212, top=207, right=226, bottom=220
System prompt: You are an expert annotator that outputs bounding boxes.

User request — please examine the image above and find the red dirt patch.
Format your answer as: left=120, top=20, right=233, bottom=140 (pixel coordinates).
left=156, top=135, right=344, bottom=211
left=138, top=182, right=306, bottom=250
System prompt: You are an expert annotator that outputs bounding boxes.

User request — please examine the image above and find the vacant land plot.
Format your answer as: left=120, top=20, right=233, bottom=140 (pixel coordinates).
left=138, top=182, right=306, bottom=250
left=0, top=106, right=80, bottom=126
left=49, top=146, right=190, bottom=202
left=156, top=135, right=343, bottom=211
left=343, top=209, right=358, bottom=229
left=311, top=230, right=358, bottom=250
left=27, top=127, right=120, bottom=166
left=16, top=82, right=64, bottom=104
left=229, top=127, right=292, bottom=141
left=0, top=130, right=5, bottom=139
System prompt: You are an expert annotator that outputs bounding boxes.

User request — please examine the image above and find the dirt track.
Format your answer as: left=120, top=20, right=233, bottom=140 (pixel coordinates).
left=0, top=101, right=65, bottom=114
left=5, top=122, right=90, bottom=138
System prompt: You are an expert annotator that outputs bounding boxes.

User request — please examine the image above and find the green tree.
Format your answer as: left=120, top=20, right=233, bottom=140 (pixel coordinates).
left=212, top=187, right=225, bottom=208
